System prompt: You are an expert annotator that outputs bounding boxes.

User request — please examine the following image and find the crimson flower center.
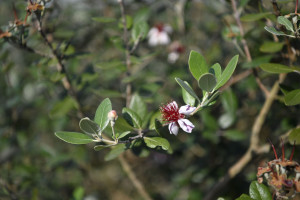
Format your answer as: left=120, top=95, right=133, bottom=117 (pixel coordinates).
left=160, top=103, right=184, bottom=123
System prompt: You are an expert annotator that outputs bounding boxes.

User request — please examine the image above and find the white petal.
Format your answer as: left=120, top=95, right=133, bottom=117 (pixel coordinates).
left=168, top=122, right=179, bottom=135
left=168, top=101, right=178, bottom=110
left=168, top=52, right=179, bottom=63
left=179, top=105, right=196, bottom=115
left=178, top=119, right=195, bottom=133
left=157, top=32, right=170, bottom=45
left=148, top=27, right=158, bottom=37
left=148, top=35, right=158, bottom=46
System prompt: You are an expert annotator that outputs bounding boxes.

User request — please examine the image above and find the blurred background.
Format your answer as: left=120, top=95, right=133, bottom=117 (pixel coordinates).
left=1, top=0, right=299, bottom=199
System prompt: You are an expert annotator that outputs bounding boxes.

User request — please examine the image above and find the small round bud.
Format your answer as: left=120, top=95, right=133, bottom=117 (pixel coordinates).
left=108, top=110, right=118, bottom=121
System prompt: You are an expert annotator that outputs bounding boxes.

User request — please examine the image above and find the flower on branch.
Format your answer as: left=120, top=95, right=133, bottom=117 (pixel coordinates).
left=160, top=101, right=195, bottom=135
left=148, top=23, right=172, bottom=46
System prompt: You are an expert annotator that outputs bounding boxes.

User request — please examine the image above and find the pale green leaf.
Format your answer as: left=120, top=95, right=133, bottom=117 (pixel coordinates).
left=260, top=63, right=293, bottom=73
left=122, top=108, right=142, bottom=129
left=259, top=42, right=284, bottom=53
left=182, top=81, right=196, bottom=106
left=175, top=78, right=200, bottom=102
left=104, top=144, right=126, bottom=161
left=198, top=73, right=217, bottom=92
left=278, top=16, right=294, bottom=32
left=284, top=89, right=300, bottom=106
left=144, top=137, right=170, bottom=150
left=264, top=26, right=286, bottom=36
left=288, top=128, right=300, bottom=145
left=188, top=50, right=208, bottom=80
left=214, top=55, right=239, bottom=90
left=129, top=93, right=147, bottom=120
left=55, top=131, right=94, bottom=144
left=94, top=98, right=112, bottom=130
left=241, top=12, right=272, bottom=22
left=79, top=117, right=101, bottom=135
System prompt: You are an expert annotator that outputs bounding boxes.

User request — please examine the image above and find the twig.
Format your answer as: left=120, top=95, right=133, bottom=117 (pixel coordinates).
left=118, top=0, right=132, bottom=107
left=118, top=154, right=153, bottom=200
left=230, top=0, right=270, bottom=97
left=117, top=1, right=153, bottom=200
left=35, top=16, right=84, bottom=118
left=204, top=74, right=286, bottom=200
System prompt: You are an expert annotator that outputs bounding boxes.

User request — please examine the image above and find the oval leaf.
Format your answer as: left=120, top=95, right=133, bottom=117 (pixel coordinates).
left=104, top=144, right=126, bottom=161
left=284, top=89, right=300, bottom=106
left=175, top=78, right=200, bottom=102
left=117, top=131, right=131, bottom=139
left=129, top=93, right=147, bottom=120
left=55, top=131, right=94, bottom=144
left=188, top=50, right=208, bottom=80
left=288, top=128, right=300, bottom=145
left=278, top=16, right=294, bottom=32
left=259, top=42, right=284, bottom=53
left=260, top=63, right=293, bottom=74
left=122, top=108, right=142, bottom=129
left=198, top=73, right=217, bottom=92
left=132, top=21, right=149, bottom=41
left=79, top=117, right=101, bottom=135
left=144, top=137, right=170, bottom=150
left=94, top=98, right=112, bottom=130
left=241, top=12, right=272, bottom=22
left=214, top=55, right=239, bottom=90
left=236, top=194, right=254, bottom=200
left=249, top=181, right=272, bottom=200
left=211, top=63, right=222, bottom=82
left=182, top=81, right=196, bottom=106
left=264, top=26, right=286, bottom=36
left=94, top=144, right=114, bottom=151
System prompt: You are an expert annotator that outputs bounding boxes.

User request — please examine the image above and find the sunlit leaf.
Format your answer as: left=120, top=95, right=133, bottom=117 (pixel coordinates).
left=241, top=12, right=272, bottom=22
left=188, top=50, right=208, bottom=80
left=277, top=16, right=294, bottom=32
left=288, top=127, right=300, bottom=145
left=79, top=117, right=101, bottom=136
left=129, top=93, right=147, bottom=120
left=260, top=63, right=293, bottom=73
left=104, top=144, right=126, bottom=161
left=175, top=78, right=200, bottom=102
left=259, top=42, right=284, bottom=53
left=236, top=194, right=254, bottom=200
left=55, top=132, right=94, bottom=144
left=284, top=89, right=300, bottom=106
left=249, top=181, right=272, bottom=200
left=198, top=73, right=217, bottom=92
left=182, top=81, right=196, bottom=106
left=94, top=98, right=112, bottom=130
left=144, top=137, right=170, bottom=150
left=264, top=26, right=286, bottom=36
left=214, top=55, right=239, bottom=90
left=122, top=108, right=142, bottom=129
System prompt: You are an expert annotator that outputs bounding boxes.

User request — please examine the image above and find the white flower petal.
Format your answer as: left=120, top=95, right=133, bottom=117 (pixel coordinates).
left=168, top=52, right=179, bottom=63
left=148, top=35, right=158, bottom=46
left=179, top=105, right=196, bottom=115
left=148, top=27, right=158, bottom=37
left=168, top=122, right=179, bottom=135
left=169, top=101, right=178, bottom=110
left=178, top=119, right=194, bottom=133
left=157, top=32, right=170, bottom=45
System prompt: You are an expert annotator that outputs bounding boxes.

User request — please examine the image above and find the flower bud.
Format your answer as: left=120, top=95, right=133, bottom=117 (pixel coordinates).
left=108, top=110, right=118, bottom=122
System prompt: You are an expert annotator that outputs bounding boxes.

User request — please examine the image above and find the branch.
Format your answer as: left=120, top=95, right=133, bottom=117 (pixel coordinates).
left=204, top=74, right=286, bottom=200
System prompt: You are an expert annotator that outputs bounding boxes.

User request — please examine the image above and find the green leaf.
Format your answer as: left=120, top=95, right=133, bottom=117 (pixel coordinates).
left=278, top=16, right=294, bottom=32
left=284, top=89, right=300, bottom=106
left=288, top=128, right=300, bottom=145
left=104, top=144, right=126, bottom=161
left=50, top=96, right=78, bottom=118
left=79, top=117, right=101, bottom=135
left=259, top=42, right=284, bottom=53
left=129, top=93, right=147, bottom=120
left=132, top=21, right=149, bottom=41
left=240, top=12, right=272, bottom=22
left=224, top=130, right=246, bottom=141
left=214, top=55, right=239, bottom=90
left=117, top=131, right=131, bottom=139
left=264, top=26, right=286, bottom=36
left=133, top=8, right=150, bottom=23
left=260, top=63, right=293, bottom=73
left=211, top=63, right=222, bottom=82
left=236, top=194, right=254, bottom=200
left=221, top=89, right=238, bottom=113
left=122, top=108, right=142, bottom=129
left=188, top=50, right=208, bottom=80
left=94, top=98, right=112, bottom=130
left=249, top=181, right=272, bottom=200
left=114, top=117, right=135, bottom=132
left=182, top=81, right=196, bottom=106
left=94, top=144, right=115, bottom=151
left=242, top=56, right=272, bottom=69
left=144, top=137, right=170, bottom=150
left=198, top=73, right=217, bottom=92
left=54, top=131, right=94, bottom=144
left=92, top=17, right=116, bottom=23
left=118, top=15, right=133, bottom=29
left=175, top=78, right=200, bottom=103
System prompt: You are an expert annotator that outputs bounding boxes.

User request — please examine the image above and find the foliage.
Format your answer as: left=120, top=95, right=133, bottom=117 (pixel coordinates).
left=0, top=0, right=300, bottom=200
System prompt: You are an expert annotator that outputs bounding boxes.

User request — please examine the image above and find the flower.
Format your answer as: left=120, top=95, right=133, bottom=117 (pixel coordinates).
left=107, top=110, right=118, bottom=122
left=160, top=101, right=196, bottom=135
left=167, top=41, right=185, bottom=63
left=148, top=23, right=172, bottom=46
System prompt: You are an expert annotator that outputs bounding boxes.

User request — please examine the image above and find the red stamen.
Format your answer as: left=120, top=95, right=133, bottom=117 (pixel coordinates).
left=268, top=139, right=278, bottom=160
left=296, top=0, right=299, bottom=14
left=155, top=23, right=164, bottom=32
left=160, top=102, right=184, bottom=123
left=290, top=141, right=296, bottom=161
left=281, top=138, right=285, bottom=161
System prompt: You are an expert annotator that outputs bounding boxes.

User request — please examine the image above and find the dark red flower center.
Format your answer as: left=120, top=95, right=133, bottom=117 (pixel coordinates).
left=160, top=102, right=184, bottom=123
left=155, top=23, right=164, bottom=32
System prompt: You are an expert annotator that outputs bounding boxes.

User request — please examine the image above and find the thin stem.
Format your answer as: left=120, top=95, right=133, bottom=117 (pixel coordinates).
left=296, top=0, right=298, bottom=14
